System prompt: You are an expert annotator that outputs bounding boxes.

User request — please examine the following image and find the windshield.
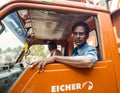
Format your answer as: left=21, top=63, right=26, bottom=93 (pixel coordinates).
left=0, top=12, right=26, bottom=66
left=21, top=44, right=62, bottom=67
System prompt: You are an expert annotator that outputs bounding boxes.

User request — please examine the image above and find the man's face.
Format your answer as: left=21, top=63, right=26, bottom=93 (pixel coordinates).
left=73, top=26, right=88, bottom=48
left=48, top=44, right=54, bottom=51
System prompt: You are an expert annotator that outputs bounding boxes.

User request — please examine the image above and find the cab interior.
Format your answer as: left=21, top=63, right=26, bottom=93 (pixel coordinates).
left=17, top=9, right=99, bottom=59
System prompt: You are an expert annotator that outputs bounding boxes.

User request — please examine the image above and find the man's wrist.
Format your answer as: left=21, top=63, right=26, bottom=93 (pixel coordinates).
left=53, top=56, right=57, bottom=62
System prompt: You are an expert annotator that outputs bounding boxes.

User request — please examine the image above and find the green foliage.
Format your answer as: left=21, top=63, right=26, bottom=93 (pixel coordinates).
left=28, top=45, right=50, bottom=60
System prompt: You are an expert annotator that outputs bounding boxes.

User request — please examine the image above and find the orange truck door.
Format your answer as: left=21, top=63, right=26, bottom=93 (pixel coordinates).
left=0, top=0, right=120, bottom=93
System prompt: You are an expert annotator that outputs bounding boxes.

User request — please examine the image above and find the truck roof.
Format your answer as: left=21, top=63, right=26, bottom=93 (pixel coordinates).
left=0, top=0, right=110, bottom=43
left=0, top=0, right=109, bottom=19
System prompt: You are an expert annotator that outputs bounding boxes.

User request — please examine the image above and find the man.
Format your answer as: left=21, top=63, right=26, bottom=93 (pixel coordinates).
left=47, top=41, right=62, bottom=56
left=30, top=21, right=98, bottom=72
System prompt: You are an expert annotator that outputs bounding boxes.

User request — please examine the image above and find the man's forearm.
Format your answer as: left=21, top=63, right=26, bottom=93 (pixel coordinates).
left=54, top=56, right=93, bottom=68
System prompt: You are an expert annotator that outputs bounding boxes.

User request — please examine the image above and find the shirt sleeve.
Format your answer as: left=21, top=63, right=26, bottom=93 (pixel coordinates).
left=84, top=47, right=98, bottom=63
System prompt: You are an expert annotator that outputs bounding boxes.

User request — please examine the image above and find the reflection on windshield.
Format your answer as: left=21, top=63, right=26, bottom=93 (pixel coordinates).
left=0, top=12, right=26, bottom=66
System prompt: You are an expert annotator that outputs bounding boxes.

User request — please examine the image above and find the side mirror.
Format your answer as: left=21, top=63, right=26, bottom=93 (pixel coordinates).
left=0, top=21, right=5, bottom=35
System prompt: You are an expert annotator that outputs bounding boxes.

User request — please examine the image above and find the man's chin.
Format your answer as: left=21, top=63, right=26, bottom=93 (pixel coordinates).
left=76, top=43, right=82, bottom=46
left=75, top=43, right=86, bottom=48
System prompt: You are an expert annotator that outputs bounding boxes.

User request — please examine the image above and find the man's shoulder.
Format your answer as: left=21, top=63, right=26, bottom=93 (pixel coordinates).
left=85, top=44, right=96, bottom=49
left=82, top=44, right=97, bottom=52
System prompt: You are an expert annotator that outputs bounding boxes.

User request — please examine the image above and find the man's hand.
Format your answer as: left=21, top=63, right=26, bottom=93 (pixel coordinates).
left=30, top=56, right=55, bottom=72
left=38, top=56, right=55, bottom=72
left=30, top=61, right=40, bottom=68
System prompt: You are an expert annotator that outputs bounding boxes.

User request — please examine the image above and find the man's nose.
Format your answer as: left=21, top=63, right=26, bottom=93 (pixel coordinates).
left=76, top=33, right=80, bottom=38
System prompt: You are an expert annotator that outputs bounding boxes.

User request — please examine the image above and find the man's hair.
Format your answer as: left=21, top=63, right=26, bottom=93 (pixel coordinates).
left=48, top=41, right=57, bottom=48
left=72, top=21, right=90, bottom=35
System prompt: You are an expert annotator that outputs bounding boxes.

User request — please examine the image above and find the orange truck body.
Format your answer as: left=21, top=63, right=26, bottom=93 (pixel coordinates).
left=0, top=0, right=120, bottom=93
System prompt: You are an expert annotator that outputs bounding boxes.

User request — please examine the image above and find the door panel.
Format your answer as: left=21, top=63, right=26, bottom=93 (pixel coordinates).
left=10, top=61, right=117, bottom=93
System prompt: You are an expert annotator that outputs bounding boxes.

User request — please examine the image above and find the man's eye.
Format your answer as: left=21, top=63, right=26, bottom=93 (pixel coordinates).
left=79, top=33, right=85, bottom=35
left=73, top=32, right=85, bottom=35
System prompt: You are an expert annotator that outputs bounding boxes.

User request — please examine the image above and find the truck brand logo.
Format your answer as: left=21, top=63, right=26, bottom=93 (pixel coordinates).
left=51, top=81, right=93, bottom=92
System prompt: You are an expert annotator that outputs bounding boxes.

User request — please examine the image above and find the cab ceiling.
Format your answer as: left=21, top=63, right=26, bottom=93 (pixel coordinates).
left=18, top=9, right=91, bottom=40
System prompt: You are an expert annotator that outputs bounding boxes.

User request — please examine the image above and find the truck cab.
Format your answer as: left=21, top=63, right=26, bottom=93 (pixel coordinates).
left=0, top=0, right=120, bottom=93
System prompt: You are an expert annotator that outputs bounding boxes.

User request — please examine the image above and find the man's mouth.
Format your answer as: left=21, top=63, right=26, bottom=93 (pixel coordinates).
left=75, top=40, right=82, bottom=43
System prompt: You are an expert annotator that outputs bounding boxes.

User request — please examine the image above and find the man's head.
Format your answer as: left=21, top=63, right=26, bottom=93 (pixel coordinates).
left=48, top=41, right=57, bottom=51
left=72, top=21, right=89, bottom=48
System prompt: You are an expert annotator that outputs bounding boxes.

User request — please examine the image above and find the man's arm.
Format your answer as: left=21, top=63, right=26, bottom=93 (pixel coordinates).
left=54, top=56, right=93, bottom=68
left=30, top=55, right=94, bottom=72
